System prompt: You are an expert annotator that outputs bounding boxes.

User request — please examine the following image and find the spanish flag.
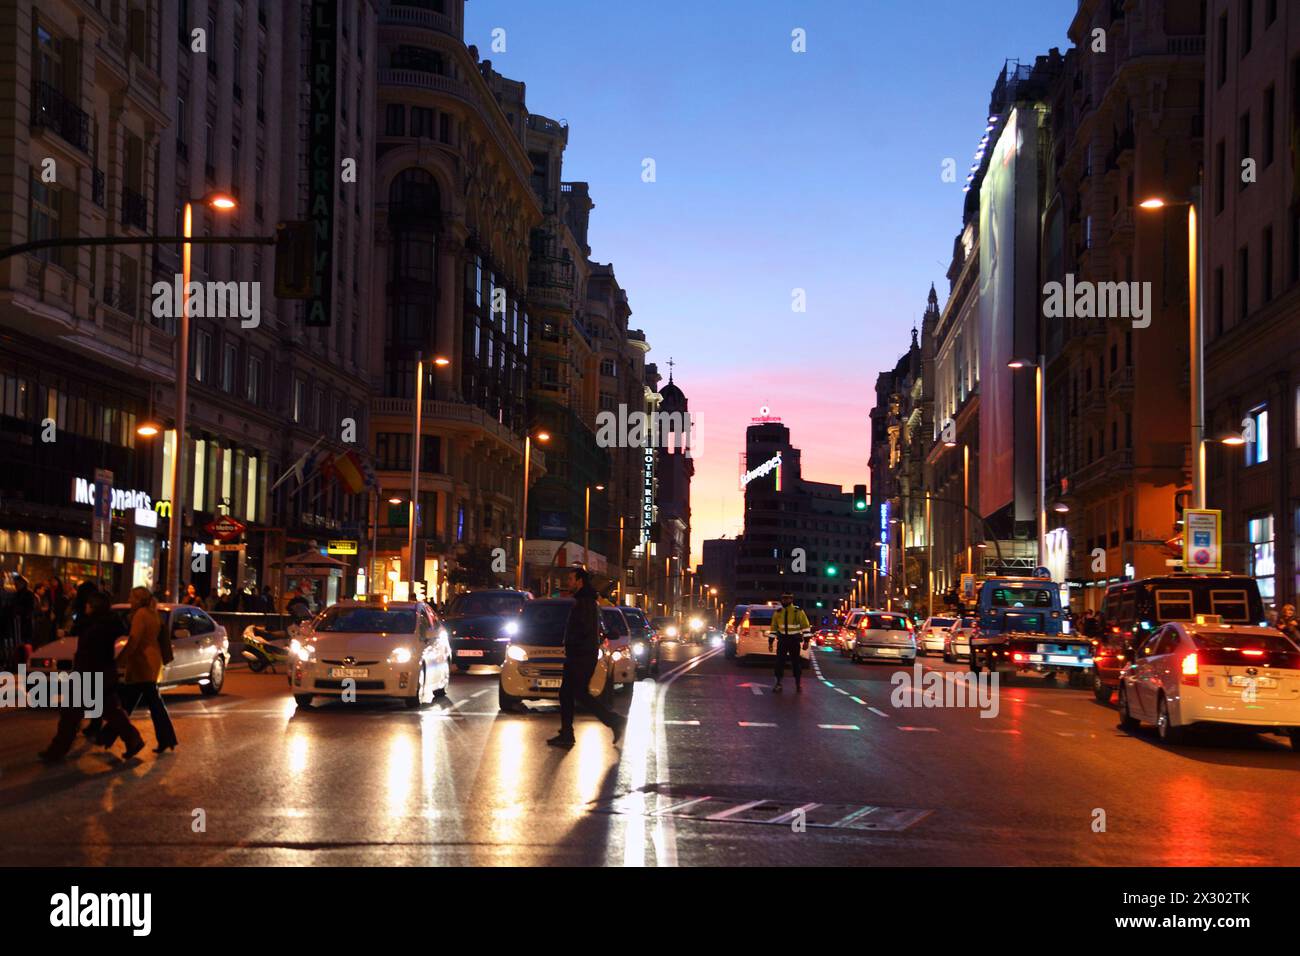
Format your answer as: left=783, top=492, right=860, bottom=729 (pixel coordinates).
left=330, top=450, right=368, bottom=495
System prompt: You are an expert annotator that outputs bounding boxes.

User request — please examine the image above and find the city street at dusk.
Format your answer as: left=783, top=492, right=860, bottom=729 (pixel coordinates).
left=2, top=0, right=1297, bottom=938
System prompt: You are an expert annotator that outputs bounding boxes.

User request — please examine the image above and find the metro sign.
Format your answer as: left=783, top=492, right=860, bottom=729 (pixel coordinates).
left=205, top=515, right=247, bottom=541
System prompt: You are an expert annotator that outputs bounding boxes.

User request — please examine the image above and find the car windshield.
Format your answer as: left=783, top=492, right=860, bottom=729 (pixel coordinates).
left=621, top=610, right=650, bottom=635
left=448, top=592, right=525, bottom=617
left=601, top=608, right=630, bottom=636
left=930, top=617, right=955, bottom=627
left=517, top=603, right=572, bottom=647
left=747, top=608, right=775, bottom=624
left=989, top=587, right=1054, bottom=608
left=864, top=613, right=909, bottom=630
left=313, top=607, right=416, bottom=634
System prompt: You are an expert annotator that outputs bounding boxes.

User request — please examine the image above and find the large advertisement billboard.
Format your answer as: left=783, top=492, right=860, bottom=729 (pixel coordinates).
left=978, top=107, right=1039, bottom=522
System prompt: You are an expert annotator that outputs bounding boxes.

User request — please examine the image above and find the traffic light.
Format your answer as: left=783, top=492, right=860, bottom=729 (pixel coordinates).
left=853, top=484, right=868, bottom=511
left=825, top=565, right=838, bottom=577
left=274, top=221, right=316, bottom=299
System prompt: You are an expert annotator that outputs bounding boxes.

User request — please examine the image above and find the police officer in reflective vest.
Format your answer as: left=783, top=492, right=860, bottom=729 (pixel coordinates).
left=768, top=592, right=811, bottom=693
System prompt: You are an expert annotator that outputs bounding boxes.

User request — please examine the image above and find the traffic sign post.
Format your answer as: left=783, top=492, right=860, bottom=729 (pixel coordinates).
left=1182, top=509, right=1222, bottom=573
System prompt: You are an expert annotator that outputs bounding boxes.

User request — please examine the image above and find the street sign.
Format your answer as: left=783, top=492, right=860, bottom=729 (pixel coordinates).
left=1182, top=509, right=1221, bottom=572
left=92, top=469, right=112, bottom=544
left=327, top=539, right=358, bottom=555
left=960, top=573, right=976, bottom=603
left=205, top=515, right=247, bottom=541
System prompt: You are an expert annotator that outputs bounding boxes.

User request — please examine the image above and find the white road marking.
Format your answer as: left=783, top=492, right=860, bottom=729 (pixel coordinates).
left=897, top=726, right=938, bottom=732
left=738, top=721, right=778, bottom=728
left=662, top=719, right=700, bottom=726
left=868, top=707, right=890, bottom=718
left=818, top=724, right=860, bottom=731
left=470, top=689, right=490, bottom=699
left=706, top=799, right=768, bottom=821
left=768, top=802, right=821, bottom=824
left=976, top=728, right=1020, bottom=734
left=1048, top=709, right=1068, bottom=715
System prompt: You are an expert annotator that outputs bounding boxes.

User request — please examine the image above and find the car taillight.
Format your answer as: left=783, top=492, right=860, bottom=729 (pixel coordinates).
left=1181, top=652, right=1199, bottom=686
left=741, top=625, right=749, bottom=636
left=1012, top=652, right=1028, bottom=663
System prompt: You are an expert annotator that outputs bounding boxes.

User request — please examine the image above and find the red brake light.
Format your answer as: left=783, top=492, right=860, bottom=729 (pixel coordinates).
left=1241, top=648, right=1265, bottom=657
left=1012, top=652, right=1028, bottom=662
left=1180, top=652, right=1199, bottom=685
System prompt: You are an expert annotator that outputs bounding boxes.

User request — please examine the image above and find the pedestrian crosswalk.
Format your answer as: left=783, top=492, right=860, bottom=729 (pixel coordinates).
left=593, top=789, right=933, bottom=832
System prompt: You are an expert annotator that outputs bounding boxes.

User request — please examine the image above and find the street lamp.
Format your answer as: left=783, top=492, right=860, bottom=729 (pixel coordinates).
left=516, top=430, right=550, bottom=589
left=1138, top=189, right=1203, bottom=507
left=167, top=191, right=237, bottom=601
left=583, top=483, right=605, bottom=567
left=1008, top=355, right=1046, bottom=563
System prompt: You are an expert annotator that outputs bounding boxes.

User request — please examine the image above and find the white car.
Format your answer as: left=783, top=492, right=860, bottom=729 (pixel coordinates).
left=837, top=608, right=868, bottom=656
left=733, top=605, right=810, bottom=662
left=850, top=612, right=917, bottom=663
left=27, top=603, right=230, bottom=695
left=944, top=616, right=979, bottom=662
left=600, top=606, right=638, bottom=690
left=1118, top=621, right=1300, bottom=748
left=289, top=600, right=451, bottom=709
left=917, top=616, right=956, bottom=656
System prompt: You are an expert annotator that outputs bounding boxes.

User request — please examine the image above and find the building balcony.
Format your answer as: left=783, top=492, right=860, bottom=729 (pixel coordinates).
left=31, top=81, right=90, bottom=152
left=379, top=2, right=457, bottom=37
left=377, top=69, right=471, bottom=104
left=1071, top=447, right=1134, bottom=497
left=370, top=396, right=531, bottom=460
left=1106, top=365, right=1134, bottom=401
left=1083, top=386, right=1107, bottom=416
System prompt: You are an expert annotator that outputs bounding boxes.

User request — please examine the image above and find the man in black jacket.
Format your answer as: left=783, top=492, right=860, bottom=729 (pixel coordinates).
left=548, top=567, right=627, bottom=749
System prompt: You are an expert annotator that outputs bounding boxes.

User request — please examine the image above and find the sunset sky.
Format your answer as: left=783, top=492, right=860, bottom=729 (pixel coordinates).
left=465, top=0, right=1077, bottom=564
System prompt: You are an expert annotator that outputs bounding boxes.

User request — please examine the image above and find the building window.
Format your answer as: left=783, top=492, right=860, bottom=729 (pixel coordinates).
left=292, top=378, right=305, bottom=422
left=246, top=354, right=261, bottom=404
left=193, top=439, right=207, bottom=512
left=1214, top=266, right=1224, bottom=336
left=1247, top=514, right=1274, bottom=605
left=1240, top=0, right=1253, bottom=58
left=28, top=171, right=68, bottom=268
left=1263, top=85, right=1275, bottom=166
left=1215, top=139, right=1225, bottom=213
left=1217, top=12, right=1228, bottom=86
left=1238, top=244, right=1249, bottom=320
left=1262, top=226, right=1274, bottom=303
left=221, top=343, right=237, bottom=392
left=1266, top=0, right=1277, bottom=27
left=600, top=358, right=616, bottom=377
left=410, top=107, right=434, bottom=138
left=1245, top=404, right=1269, bottom=465
left=1238, top=112, right=1251, bottom=190
left=391, top=46, right=442, bottom=74
left=385, top=103, right=404, bottom=136
left=194, top=330, right=212, bottom=383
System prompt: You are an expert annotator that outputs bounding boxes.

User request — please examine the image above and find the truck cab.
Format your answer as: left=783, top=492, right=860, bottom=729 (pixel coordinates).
left=969, top=574, right=1094, bottom=684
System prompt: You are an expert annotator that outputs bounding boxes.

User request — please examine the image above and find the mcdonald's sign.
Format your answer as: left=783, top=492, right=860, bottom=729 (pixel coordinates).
left=154, top=499, right=172, bottom=518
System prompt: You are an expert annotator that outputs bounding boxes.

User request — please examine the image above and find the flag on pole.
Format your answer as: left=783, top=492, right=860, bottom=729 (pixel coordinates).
left=333, top=450, right=367, bottom=495
left=271, top=436, right=324, bottom=493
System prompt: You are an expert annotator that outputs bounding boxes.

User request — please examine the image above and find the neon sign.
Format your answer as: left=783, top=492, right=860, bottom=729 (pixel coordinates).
left=740, top=453, right=782, bottom=489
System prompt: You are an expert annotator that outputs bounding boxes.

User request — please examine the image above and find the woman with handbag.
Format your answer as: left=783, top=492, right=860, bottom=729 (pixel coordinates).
left=109, top=586, right=179, bottom=754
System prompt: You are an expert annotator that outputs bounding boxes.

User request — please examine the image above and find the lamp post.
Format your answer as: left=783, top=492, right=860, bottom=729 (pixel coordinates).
left=167, top=192, right=236, bottom=601
left=1139, top=190, right=1203, bottom=507
left=583, top=483, right=605, bottom=568
left=1008, top=355, right=1047, bottom=563
left=516, top=430, right=550, bottom=589
left=406, top=353, right=425, bottom=599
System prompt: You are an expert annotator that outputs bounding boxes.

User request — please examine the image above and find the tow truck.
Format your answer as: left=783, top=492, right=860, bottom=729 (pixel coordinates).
left=968, top=570, right=1095, bottom=686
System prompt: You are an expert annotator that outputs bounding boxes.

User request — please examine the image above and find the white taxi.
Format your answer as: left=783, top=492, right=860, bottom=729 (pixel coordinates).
left=1118, top=620, right=1300, bottom=748
left=917, top=616, right=956, bottom=656
left=733, top=605, right=810, bottom=662
left=850, top=611, right=917, bottom=663
left=289, top=599, right=451, bottom=709
left=600, top=605, right=638, bottom=689
left=498, top=598, right=615, bottom=712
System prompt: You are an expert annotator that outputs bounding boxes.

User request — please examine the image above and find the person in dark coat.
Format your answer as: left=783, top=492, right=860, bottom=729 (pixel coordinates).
left=38, top=592, right=145, bottom=762
left=548, top=567, right=626, bottom=749
left=10, top=574, right=35, bottom=650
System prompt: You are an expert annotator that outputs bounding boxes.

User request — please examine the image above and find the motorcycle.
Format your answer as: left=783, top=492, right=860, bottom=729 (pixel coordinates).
left=240, top=623, right=298, bottom=673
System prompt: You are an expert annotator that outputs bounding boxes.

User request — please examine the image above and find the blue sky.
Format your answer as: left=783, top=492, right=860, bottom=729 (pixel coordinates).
left=465, top=0, right=1079, bottom=551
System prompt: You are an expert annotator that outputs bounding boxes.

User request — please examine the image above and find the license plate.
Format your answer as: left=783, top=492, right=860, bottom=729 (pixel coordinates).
left=329, top=667, right=369, bottom=679
left=1048, top=654, right=1079, bottom=665
left=534, top=678, right=562, bottom=689
left=874, top=647, right=899, bottom=656
left=457, top=649, right=485, bottom=657
left=1229, top=675, right=1277, bottom=689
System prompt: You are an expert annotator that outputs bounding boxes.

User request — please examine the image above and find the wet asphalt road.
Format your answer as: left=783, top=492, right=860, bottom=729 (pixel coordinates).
left=2, top=642, right=1298, bottom=866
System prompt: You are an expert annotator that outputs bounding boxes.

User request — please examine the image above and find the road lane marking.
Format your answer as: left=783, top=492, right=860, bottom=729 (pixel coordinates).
left=737, top=682, right=765, bottom=696
left=767, top=802, right=821, bottom=824
left=1048, top=709, right=1068, bottom=715
left=470, top=689, right=490, bottom=698
left=897, top=726, right=938, bottom=732
left=738, top=721, right=777, bottom=728
left=849, top=696, right=865, bottom=704
left=662, top=719, right=699, bottom=725
left=652, top=795, right=713, bottom=815
left=706, top=799, right=768, bottom=821
left=818, top=724, right=860, bottom=731
left=868, top=707, right=890, bottom=718
left=976, top=728, right=1020, bottom=734
left=833, top=687, right=849, bottom=695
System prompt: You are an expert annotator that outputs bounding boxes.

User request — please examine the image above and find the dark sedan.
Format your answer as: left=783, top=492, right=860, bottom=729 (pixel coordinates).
left=444, top=588, right=532, bottom=670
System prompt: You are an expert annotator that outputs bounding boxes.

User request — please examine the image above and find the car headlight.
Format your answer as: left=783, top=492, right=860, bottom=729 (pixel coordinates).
left=689, top=617, right=702, bottom=631
left=503, top=620, right=519, bottom=637
left=506, top=644, right=528, bottom=662
left=390, top=646, right=412, bottom=665
left=632, top=641, right=645, bottom=657
left=612, top=650, right=623, bottom=662
left=666, top=626, right=678, bottom=638
left=711, top=635, right=723, bottom=646
left=290, top=639, right=315, bottom=662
